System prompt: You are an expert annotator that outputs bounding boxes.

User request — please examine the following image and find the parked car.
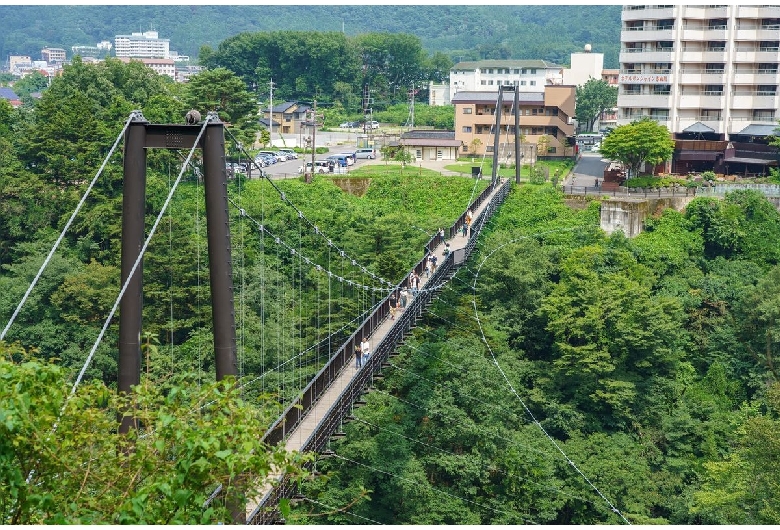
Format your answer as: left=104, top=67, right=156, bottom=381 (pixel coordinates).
left=277, top=148, right=298, bottom=159
left=340, top=121, right=359, bottom=128
left=299, top=160, right=331, bottom=174
left=365, top=120, right=380, bottom=129
left=355, top=148, right=376, bottom=159
left=256, top=151, right=279, bottom=163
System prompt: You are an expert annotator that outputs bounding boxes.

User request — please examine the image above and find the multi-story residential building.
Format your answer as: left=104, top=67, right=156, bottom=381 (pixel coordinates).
left=114, top=30, right=170, bottom=59
left=452, top=85, right=576, bottom=159
left=618, top=5, right=780, bottom=140
left=449, top=60, right=564, bottom=102
left=618, top=4, right=780, bottom=175
left=41, top=47, right=66, bottom=64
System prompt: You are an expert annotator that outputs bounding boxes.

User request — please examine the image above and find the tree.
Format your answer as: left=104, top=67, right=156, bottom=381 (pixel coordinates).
left=574, top=78, right=617, bottom=133
left=598, top=118, right=674, bottom=177
left=0, top=344, right=309, bottom=524
left=183, top=67, right=259, bottom=151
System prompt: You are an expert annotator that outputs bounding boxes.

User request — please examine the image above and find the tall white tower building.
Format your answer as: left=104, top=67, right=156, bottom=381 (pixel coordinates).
left=617, top=5, right=780, bottom=141
left=114, top=30, right=170, bottom=59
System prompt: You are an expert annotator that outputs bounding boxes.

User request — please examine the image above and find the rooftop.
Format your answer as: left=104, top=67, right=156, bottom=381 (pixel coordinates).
left=452, top=59, right=563, bottom=71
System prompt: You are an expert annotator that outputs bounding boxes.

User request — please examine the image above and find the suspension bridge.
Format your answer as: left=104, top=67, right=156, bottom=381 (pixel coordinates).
left=0, top=110, right=514, bottom=523
left=2, top=103, right=633, bottom=525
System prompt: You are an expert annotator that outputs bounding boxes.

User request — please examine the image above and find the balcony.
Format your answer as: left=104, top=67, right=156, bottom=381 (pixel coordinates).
left=679, top=71, right=726, bottom=84
left=624, top=28, right=677, bottom=42
left=618, top=93, right=671, bottom=108
left=701, top=28, right=728, bottom=40
left=622, top=7, right=674, bottom=21
left=681, top=29, right=705, bottom=41
left=733, top=50, right=780, bottom=63
left=734, top=27, right=780, bottom=40
left=732, top=72, right=780, bottom=84
left=677, top=94, right=725, bottom=109
left=738, top=5, right=780, bottom=18
left=622, top=49, right=675, bottom=63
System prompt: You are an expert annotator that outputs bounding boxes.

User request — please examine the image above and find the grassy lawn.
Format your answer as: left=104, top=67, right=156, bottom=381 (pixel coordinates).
left=444, top=157, right=575, bottom=180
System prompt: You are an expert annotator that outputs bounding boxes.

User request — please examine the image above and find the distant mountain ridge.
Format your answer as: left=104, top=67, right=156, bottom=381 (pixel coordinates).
left=0, top=5, right=622, bottom=69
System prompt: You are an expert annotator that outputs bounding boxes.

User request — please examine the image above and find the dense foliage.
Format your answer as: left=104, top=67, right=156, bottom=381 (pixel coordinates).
left=287, top=185, right=780, bottom=524
left=3, top=47, right=780, bottom=524
left=0, top=5, right=622, bottom=69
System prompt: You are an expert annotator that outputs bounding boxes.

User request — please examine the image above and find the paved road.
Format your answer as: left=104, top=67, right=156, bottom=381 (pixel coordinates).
left=566, top=152, right=609, bottom=186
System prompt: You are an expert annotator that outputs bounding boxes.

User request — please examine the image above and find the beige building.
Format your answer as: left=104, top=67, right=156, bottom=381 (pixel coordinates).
left=41, top=47, right=66, bottom=64
left=452, top=85, right=576, bottom=158
left=116, top=57, right=176, bottom=80
left=618, top=5, right=780, bottom=140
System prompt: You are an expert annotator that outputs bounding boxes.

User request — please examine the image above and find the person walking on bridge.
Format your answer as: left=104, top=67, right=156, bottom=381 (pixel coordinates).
left=355, top=341, right=363, bottom=369
left=361, top=338, right=371, bottom=363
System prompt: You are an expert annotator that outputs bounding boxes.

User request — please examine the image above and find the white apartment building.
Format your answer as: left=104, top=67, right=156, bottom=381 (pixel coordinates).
left=449, top=60, right=563, bottom=102
left=617, top=4, right=780, bottom=140
left=114, top=30, right=170, bottom=59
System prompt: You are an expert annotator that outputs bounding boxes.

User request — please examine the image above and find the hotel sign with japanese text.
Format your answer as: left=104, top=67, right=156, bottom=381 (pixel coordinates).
left=618, top=73, right=672, bottom=84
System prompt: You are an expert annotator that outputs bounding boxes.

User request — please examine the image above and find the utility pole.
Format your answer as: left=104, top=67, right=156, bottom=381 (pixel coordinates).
left=362, top=85, right=373, bottom=137
left=404, top=83, right=416, bottom=129
left=306, top=100, right=324, bottom=184
left=269, top=78, right=276, bottom=140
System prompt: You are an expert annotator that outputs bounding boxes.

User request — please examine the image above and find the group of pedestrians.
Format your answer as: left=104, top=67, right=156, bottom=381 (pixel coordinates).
left=355, top=337, right=371, bottom=369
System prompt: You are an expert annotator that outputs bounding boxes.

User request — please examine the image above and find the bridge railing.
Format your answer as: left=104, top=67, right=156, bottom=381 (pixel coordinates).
left=250, top=178, right=511, bottom=523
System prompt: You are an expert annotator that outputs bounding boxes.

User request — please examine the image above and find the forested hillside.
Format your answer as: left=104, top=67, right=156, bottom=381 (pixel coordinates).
left=288, top=186, right=780, bottom=524
left=0, top=5, right=621, bottom=68
left=3, top=58, right=780, bottom=523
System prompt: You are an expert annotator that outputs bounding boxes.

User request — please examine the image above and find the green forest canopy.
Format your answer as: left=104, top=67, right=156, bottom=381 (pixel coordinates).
left=0, top=5, right=622, bottom=68
left=2, top=57, right=780, bottom=523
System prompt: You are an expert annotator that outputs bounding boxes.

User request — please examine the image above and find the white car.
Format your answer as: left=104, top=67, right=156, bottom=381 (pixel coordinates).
left=277, top=149, right=297, bottom=159
left=298, top=161, right=330, bottom=174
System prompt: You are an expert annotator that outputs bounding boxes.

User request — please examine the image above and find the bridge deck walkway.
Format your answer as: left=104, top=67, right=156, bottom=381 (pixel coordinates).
left=246, top=179, right=508, bottom=520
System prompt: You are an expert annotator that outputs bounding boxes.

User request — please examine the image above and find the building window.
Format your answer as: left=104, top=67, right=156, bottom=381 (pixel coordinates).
left=707, top=41, right=726, bottom=51
left=486, top=146, right=494, bottom=153
left=707, top=18, right=727, bottom=29
left=757, top=85, right=777, bottom=95
left=623, top=84, right=641, bottom=95
left=653, top=84, right=671, bottom=95
left=649, top=109, right=669, bottom=120
left=530, top=80, right=536, bottom=86
left=416, top=150, right=422, bottom=159
left=462, top=126, right=473, bottom=133
left=704, top=84, right=724, bottom=95
left=758, top=63, right=779, bottom=73
left=513, top=69, right=520, bottom=74
left=488, top=68, right=494, bottom=74
left=463, top=107, right=472, bottom=114
left=705, top=63, right=725, bottom=73
left=759, top=41, right=780, bottom=51
left=753, top=109, right=775, bottom=120
left=657, top=41, right=674, bottom=50
left=488, top=80, right=494, bottom=85
left=547, top=146, right=557, bottom=154
left=530, top=68, right=537, bottom=74
left=701, top=109, right=721, bottom=121
left=480, top=80, right=487, bottom=85
left=761, top=18, right=780, bottom=29
left=520, top=80, right=526, bottom=86
left=521, top=68, right=527, bottom=74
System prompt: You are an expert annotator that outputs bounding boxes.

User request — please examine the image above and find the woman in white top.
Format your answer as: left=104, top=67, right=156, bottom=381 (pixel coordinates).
left=361, top=339, right=370, bottom=360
